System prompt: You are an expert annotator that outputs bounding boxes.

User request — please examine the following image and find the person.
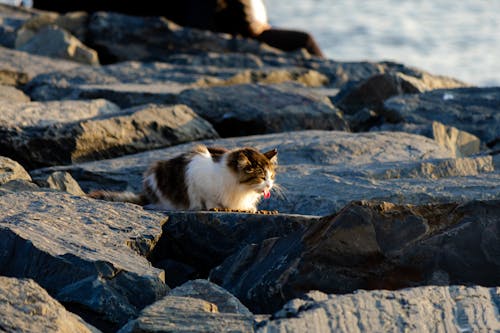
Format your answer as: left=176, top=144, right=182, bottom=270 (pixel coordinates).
left=31, top=0, right=325, bottom=58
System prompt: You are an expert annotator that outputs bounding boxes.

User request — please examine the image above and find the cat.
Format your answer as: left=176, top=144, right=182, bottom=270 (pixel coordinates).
left=88, top=144, right=278, bottom=212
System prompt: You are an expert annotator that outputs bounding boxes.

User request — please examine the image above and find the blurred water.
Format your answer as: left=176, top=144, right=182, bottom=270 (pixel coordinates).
left=267, top=0, right=500, bottom=86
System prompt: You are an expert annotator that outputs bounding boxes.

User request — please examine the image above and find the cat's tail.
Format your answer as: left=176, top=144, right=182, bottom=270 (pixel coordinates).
left=87, top=190, right=149, bottom=206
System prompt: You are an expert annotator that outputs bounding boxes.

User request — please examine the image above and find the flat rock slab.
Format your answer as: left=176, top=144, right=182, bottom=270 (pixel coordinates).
left=382, top=87, right=500, bottom=145
left=0, top=191, right=168, bottom=331
left=258, top=286, right=500, bottom=333
left=31, top=130, right=500, bottom=216
left=0, top=276, right=100, bottom=333
left=0, top=100, right=218, bottom=168
left=118, top=296, right=254, bottom=333
left=0, top=45, right=80, bottom=86
left=177, top=83, right=348, bottom=137
left=25, top=59, right=325, bottom=109
left=210, top=199, right=500, bottom=313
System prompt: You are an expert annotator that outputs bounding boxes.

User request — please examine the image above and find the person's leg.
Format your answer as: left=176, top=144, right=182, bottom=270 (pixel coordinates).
left=256, top=28, right=324, bottom=58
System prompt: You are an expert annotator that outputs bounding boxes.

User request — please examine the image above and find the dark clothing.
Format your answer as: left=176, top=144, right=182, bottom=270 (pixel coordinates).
left=32, top=0, right=324, bottom=57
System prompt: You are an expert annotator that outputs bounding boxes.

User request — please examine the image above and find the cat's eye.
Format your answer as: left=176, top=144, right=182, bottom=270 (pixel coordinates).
left=244, top=167, right=254, bottom=174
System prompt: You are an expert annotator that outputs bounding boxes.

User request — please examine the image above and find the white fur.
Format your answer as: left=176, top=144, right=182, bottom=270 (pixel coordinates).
left=184, top=147, right=265, bottom=212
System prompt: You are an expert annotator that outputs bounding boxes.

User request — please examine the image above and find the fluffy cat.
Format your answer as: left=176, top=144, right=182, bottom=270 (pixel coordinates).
left=88, top=144, right=278, bottom=212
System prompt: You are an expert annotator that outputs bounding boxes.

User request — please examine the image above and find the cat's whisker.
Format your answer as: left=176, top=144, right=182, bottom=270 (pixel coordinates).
left=271, top=183, right=288, bottom=201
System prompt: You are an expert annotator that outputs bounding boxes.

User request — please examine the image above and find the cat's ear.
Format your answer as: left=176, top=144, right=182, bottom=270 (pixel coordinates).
left=264, top=149, right=278, bottom=163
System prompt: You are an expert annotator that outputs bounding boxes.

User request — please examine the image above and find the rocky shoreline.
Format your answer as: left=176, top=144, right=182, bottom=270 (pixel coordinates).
left=0, top=4, right=499, bottom=332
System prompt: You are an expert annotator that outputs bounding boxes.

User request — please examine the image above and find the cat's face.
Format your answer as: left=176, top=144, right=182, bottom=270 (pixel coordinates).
left=227, top=148, right=278, bottom=197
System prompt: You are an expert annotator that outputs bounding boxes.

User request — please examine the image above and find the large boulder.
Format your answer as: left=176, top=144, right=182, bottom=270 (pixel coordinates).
left=0, top=191, right=168, bottom=331
left=0, top=276, right=100, bottom=333
left=30, top=130, right=499, bottom=216
left=257, top=286, right=500, bottom=333
left=0, top=100, right=218, bottom=168
left=210, top=199, right=500, bottom=313
left=177, top=83, right=348, bottom=136
left=149, top=211, right=318, bottom=281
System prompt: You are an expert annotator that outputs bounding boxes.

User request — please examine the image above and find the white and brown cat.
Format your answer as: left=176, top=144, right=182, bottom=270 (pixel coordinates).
left=88, top=144, right=278, bottom=212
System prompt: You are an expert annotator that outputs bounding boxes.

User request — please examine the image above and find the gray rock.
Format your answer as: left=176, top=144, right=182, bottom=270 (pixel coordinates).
left=87, top=11, right=280, bottom=64
left=373, top=121, right=482, bottom=157
left=0, top=84, right=30, bottom=102
left=258, top=286, right=500, bottom=333
left=30, top=130, right=500, bottom=216
left=0, top=45, right=81, bottom=86
left=177, top=83, right=348, bottom=136
left=0, top=276, right=101, bottom=333
left=0, top=179, right=40, bottom=196
left=15, top=10, right=89, bottom=46
left=149, top=211, right=317, bottom=279
left=0, top=191, right=168, bottom=331
left=333, top=71, right=467, bottom=114
left=167, top=279, right=253, bottom=316
left=17, top=25, right=99, bottom=65
left=46, top=171, right=86, bottom=195
left=25, top=58, right=329, bottom=109
left=0, top=155, right=31, bottom=185
left=210, top=199, right=500, bottom=313
left=0, top=101, right=218, bottom=168
left=382, top=87, right=500, bottom=145
left=117, top=296, right=254, bottom=333
left=0, top=3, right=38, bottom=48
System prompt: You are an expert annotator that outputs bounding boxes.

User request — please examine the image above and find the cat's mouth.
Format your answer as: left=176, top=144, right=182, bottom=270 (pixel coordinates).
left=263, top=188, right=271, bottom=199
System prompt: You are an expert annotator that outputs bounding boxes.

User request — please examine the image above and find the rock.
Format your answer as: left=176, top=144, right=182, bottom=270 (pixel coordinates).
left=149, top=211, right=317, bottom=280
left=333, top=71, right=467, bottom=114
left=374, top=121, right=482, bottom=157
left=257, top=286, right=500, bottom=333
left=0, top=45, right=81, bottom=86
left=0, top=191, right=168, bottom=331
left=25, top=58, right=329, bottom=109
left=117, top=296, right=254, bottom=333
left=0, top=276, right=101, bottom=333
left=177, top=83, right=348, bottom=136
left=16, top=25, right=99, bottom=65
left=167, top=279, right=253, bottom=316
left=0, top=100, right=218, bottom=168
left=0, top=84, right=30, bottom=102
left=210, top=199, right=500, bottom=313
left=46, top=171, right=86, bottom=195
left=0, top=155, right=31, bottom=185
left=30, top=130, right=500, bottom=216
left=0, top=3, right=38, bottom=48
left=382, top=87, right=500, bottom=146
left=16, top=10, right=89, bottom=46
left=0, top=179, right=40, bottom=196
left=86, top=11, right=280, bottom=64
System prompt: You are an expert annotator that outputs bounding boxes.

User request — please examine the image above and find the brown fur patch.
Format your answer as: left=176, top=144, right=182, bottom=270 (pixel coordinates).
left=147, top=154, right=190, bottom=208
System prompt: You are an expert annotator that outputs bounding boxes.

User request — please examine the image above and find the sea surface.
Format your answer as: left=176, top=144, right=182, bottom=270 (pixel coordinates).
left=267, top=0, right=500, bottom=86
